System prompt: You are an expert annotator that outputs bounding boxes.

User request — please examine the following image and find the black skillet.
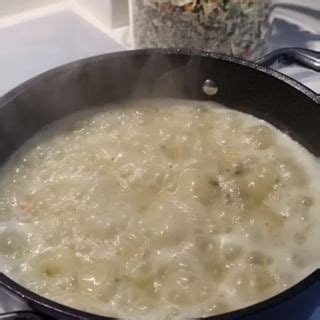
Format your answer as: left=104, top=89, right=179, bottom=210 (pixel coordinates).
left=0, top=48, right=319, bottom=320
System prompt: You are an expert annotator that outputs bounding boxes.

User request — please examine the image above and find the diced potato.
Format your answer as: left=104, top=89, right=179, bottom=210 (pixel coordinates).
left=18, top=198, right=34, bottom=213
left=24, top=247, right=79, bottom=291
left=162, top=170, right=181, bottom=194
left=236, top=162, right=279, bottom=203
left=202, top=301, right=230, bottom=316
left=300, top=196, right=314, bottom=207
left=278, top=158, right=308, bottom=186
left=206, top=262, right=228, bottom=282
left=147, top=212, right=190, bottom=249
left=235, top=266, right=277, bottom=301
left=162, top=271, right=210, bottom=305
left=175, top=168, right=220, bottom=206
left=116, top=233, right=147, bottom=260
left=126, top=167, right=164, bottom=211
left=195, top=235, right=218, bottom=254
left=0, top=206, right=10, bottom=222
left=247, top=251, right=273, bottom=265
left=0, top=229, right=28, bottom=258
left=127, top=261, right=156, bottom=290
left=247, top=204, right=285, bottom=234
left=160, top=133, right=197, bottom=161
left=212, top=112, right=242, bottom=145
left=294, top=232, right=307, bottom=245
left=35, top=247, right=78, bottom=277
left=251, top=266, right=277, bottom=293
left=220, top=242, right=244, bottom=262
left=244, top=125, right=275, bottom=150
left=193, top=175, right=221, bottom=206
left=77, top=260, right=116, bottom=302
left=197, top=111, right=220, bottom=155
left=80, top=212, right=123, bottom=240
left=292, top=253, right=309, bottom=268
left=111, top=280, right=151, bottom=312
left=131, top=186, right=160, bottom=212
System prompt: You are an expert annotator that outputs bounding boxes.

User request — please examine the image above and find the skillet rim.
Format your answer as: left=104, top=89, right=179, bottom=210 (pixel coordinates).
left=1, top=268, right=320, bottom=319
left=0, top=48, right=319, bottom=107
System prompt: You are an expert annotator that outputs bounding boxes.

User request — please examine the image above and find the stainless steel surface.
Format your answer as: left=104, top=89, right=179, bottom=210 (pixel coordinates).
left=270, top=0, right=320, bottom=93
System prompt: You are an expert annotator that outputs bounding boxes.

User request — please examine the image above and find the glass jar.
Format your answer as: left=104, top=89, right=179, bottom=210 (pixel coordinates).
left=132, top=0, right=272, bottom=59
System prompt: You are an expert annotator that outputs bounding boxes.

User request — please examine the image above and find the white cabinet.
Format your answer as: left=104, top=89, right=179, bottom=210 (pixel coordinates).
left=74, top=0, right=129, bottom=28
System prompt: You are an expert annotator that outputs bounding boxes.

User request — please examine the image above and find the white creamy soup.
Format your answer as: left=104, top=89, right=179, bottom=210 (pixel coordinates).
left=0, top=99, right=319, bottom=320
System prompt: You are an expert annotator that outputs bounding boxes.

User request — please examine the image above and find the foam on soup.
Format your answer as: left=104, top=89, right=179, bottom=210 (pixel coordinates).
left=0, top=99, right=319, bottom=319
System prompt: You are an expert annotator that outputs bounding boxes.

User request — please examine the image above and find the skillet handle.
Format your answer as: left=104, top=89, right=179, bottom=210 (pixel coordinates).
left=256, top=48, right=320, bottom=72
left=0, top=280, right=43, bottom=320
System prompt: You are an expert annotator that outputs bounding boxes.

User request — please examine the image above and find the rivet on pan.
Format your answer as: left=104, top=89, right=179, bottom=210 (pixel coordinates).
left=202, top=79, right=218, bottom=96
